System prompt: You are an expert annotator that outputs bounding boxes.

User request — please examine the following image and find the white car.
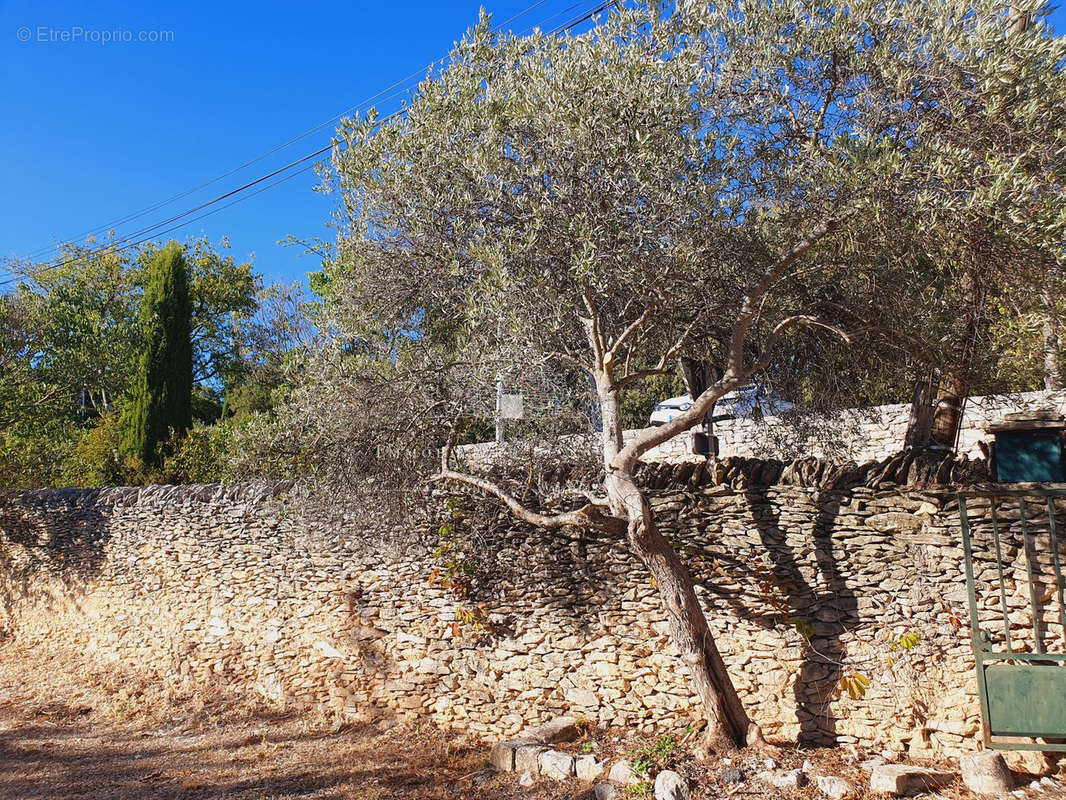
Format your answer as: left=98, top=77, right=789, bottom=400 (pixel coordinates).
left=649, top=385, right=792, bottom=426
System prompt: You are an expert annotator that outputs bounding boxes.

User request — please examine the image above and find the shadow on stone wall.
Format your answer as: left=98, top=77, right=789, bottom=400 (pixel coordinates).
left=459, top=498, right=628, bottom=630
left=0, top=490, right=114, bottom=625
left=742, top=489, right=856, bottom=746
left=0, top=467, right=992, bottom=748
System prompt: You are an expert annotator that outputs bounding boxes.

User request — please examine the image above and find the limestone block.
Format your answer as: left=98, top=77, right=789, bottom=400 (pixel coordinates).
left=959, top=751, right=1012, bottom=795
left=515, top=744, right=548, bottom=773
left=816, top=775, right=853, bottom=799
left=758, top=769, right=807, bottom=790
left=524, top=715, right=581, bottom=744
left=608, top=760, right=641, bottom=786
left=576, top=754, right=605, bottom=781
left=869, top=764, right=954, bottom=796
left=654, top=769, right=689, bottom=800
left=489, top=739, right=533, bottom=772
left=1002, top=748, right=1055, bottom=777
left=563, top=687, right=600, bottom=709
left=538, top=749, right=575, bottom=780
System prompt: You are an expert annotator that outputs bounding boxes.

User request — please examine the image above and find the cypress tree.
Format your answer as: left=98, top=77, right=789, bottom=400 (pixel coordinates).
left=122, top=242, right=193, bottom=467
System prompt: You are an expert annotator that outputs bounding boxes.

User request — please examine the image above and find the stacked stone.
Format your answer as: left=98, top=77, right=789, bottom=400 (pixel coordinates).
left=1, top=458, right=1063, bottom=757
left=475, top=388, right=1066, bottom=465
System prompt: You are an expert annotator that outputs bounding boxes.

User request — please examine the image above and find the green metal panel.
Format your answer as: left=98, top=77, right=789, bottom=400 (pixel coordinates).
left=995, top=431, right=1065, bottom=483
left=984, top=663, right=1066, bottom=738
left=960, top=489, right=1066, bottom=751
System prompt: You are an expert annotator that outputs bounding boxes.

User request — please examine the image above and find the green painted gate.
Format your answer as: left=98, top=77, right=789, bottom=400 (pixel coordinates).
left=959, top=486, right=1066, bottom=751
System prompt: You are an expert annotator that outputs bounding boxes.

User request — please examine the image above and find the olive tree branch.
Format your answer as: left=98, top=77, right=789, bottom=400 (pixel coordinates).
left=615, top=219, right=840, bottom=467
left=749, top=315, right=852, bottom=373
left=434, top=421, right=619, bottom=531
left=616, top=318, right=699, bottom=389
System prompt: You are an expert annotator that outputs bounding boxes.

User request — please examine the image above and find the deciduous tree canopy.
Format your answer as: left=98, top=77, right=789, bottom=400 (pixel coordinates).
left=0, top=236, right=295, bottom=487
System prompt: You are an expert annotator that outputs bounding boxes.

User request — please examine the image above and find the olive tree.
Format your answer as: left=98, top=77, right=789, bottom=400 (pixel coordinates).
left=307, top=0, right=1066, bottom=748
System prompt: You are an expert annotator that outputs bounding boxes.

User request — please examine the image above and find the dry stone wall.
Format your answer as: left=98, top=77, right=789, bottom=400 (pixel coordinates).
left=453, top=389, right=1066, bottom=465
left=0, top=465, right=1057, bottom=757
left=637, top=389, right=1066, bottom=463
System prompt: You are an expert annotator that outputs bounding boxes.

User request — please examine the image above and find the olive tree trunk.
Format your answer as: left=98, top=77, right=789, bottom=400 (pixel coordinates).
left=597, top=374, right=754, bottom=748
left=1042, top=288, right=1062, bottom=391
left=606, top=466, right=753, bottom=747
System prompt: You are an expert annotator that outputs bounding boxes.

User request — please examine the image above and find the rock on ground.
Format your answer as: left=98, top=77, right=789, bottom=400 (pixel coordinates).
left=489, top=739, right=534, bottom=772
left=960, top=752, right=1013, bottom=796
left=758, top=768, right=807, bottom=790
left=1003, top=749, right=1055, bottom=777
left=515, top=744, right=548, bottom=773
left=816, top=774, right=853, bottom=799
left=594, top=783, right=619, bottom=800
left=518, top=770, right=535, bottom=787
left=720, top=767, right=746, bottom=785
left=524, top=715, right=581, bottom=744
left=538, top=749, right=575, bottom=780
left=654, top=769, right=690, bottom=800
left=576, top=754, right=604, bottom=781
left=608, top=760, right=640, bottom=786
left=869, top=764, right=954, bottom=796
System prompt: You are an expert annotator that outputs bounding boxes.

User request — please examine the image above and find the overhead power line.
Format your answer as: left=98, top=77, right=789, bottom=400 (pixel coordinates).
left=1, top=0, right=616, bottom=289
left=18, top=0, right=576, bottom=264
left=20, top=79, right=420, bottom=262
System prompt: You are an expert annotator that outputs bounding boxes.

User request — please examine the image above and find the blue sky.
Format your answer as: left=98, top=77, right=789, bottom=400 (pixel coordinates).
left=1, top=1, right=1064, bottom=288
left=0, top=0, right=605, bottom=286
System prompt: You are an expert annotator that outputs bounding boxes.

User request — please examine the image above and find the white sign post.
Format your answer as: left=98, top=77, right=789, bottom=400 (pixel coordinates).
left=495, top=377, right=524, bottom=445
left=499, top=394, right=524, bottom=420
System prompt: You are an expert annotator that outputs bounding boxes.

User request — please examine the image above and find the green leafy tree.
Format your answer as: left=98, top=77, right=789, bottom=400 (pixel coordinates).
left=2, top=241, right=137, bottom=421
left=0, top=235, right=263, bottom=487
left=60, top=414, right=126, bottom=487
left=987, top=271, right=1065, bottom=392
left=122, top=242, right=193, bottom=467
left=161, top=420, right=238, bottom=484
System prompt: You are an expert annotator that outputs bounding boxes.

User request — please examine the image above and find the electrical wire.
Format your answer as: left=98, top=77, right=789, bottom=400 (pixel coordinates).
left=18, top=0, right=572, bottom=263
left=1, top=0, right=617, bottom=289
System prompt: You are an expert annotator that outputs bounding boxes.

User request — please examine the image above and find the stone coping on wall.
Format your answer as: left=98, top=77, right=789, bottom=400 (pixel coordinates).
left=455, top=388, right=1066, bottom=466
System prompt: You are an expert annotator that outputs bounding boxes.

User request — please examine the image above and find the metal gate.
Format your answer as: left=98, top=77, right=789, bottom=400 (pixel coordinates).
left=960, top=487, right=1066, bottom=751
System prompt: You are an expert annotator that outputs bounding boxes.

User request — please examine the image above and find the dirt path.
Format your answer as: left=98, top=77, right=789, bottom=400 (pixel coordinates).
left=0, top=641, right=555, bottom=800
